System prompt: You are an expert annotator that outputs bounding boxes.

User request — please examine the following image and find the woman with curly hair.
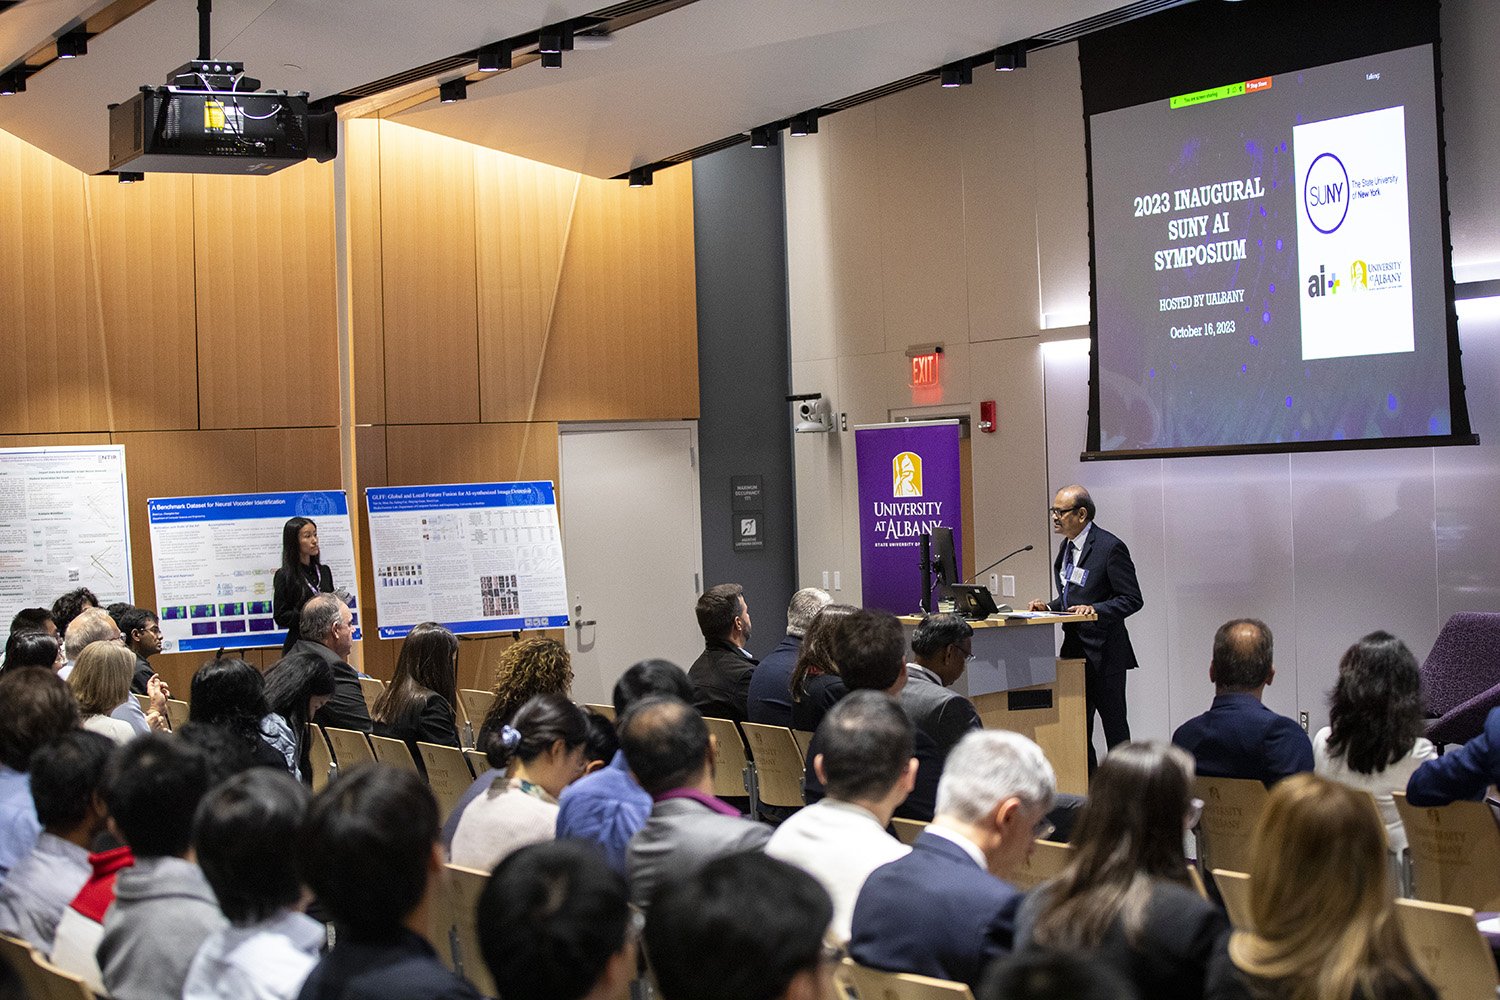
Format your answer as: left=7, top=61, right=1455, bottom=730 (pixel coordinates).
left=1312, top=631, right=1434, bottom=855
left=478, top=636, right=574, bottom=749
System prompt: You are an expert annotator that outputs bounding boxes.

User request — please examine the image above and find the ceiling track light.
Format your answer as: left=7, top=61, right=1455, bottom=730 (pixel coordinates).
left=538, top=27, right=573, bottom=54
left=627, top=166, right=653, bottom=188
left=540, top=49, right=562, bottom=68
left=56, top=29, right=89, bottom=59
left=0, top=70, right=25, bottom=95
left=788, top=112, right=819, bottom=137
left=116, top=171, right=143, bottom=184
left=750, top=125, right=779, bottom=149
left=939, top=62, right=972, bottom=88
left=439, top=77, right=467, bottom=103
left=994, top=42, right=1028, bottom=72
left=476, top=44, right=511, bottom=73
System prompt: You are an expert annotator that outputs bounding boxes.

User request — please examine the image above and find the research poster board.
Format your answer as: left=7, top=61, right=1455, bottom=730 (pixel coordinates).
left=146, top=490, right=360, bottom=654
left=364, top=481, right=570, bottom=639
left=0, top=445, right=133, bottom=625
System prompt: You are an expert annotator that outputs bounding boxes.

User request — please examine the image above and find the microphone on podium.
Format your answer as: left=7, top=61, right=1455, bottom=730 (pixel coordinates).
left=964, top=544, right=1034, bottom=584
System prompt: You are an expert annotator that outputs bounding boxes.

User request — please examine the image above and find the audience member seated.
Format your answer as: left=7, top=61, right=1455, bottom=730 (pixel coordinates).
left=1405, top=703, right=1500, bottom=805
left=50, top=587, right=99, bottom=641
left=1313, top=632, right=1435, bottom=854
left=1016, top=742, right=1228, bottom=1000
left=688, top=583, right=758, bottom=724
left=450, top=694, right=588, bottom=871
left=279, top=594, right=371, bottom=733
left=801, top=608, right=947, bottom=821
left=580, top=709, right=618, bottom=775
left=0, top=730, right=110, bottom=953
left=980, top=950, right=1139, bottom=1000
left=850, top=729, right=1056, bottom=990
left=183, top=769, right=322, bottom=1000
left=297, top=765, right=480, bottom=1000
left=50, top=839, right=133, bottom=995
left=748, top=587, right=832, bottom=727
left=0, top=668, right=79, bottom=884
left=554, top=659, right=693, bottom=873
left=56, top=606, right=117, bottom=679
left=190, top=657, right=296, bottom=771
left=622, top=696, right=771, bottom=909
left=766, top=691, right=915, bottom=942
left=97, top=733, right=228, bottom=1000
left=0, top=630, right=63, bottom=676
left=261, top=652, right=337, bottom=783
left=788, top=603, right=857, bottom=732
left=116, top=607, right=161, bottom=695
left=68, top=640, right=145, bottom=743
left=8, top=607, right=57, bottom=638
left=903, top=613, right=984, bottom=761
left=476, top=636, right=573, bottom=746
left=1221, top=773, right=1435, bottom=1000
left=372, top=622, right=462, bottom=774
left=645, top=853, right=832, bottom=1000
left=1172, top=619, right=1312, bottom=785
left=477, top=841, right=637, bottom=1000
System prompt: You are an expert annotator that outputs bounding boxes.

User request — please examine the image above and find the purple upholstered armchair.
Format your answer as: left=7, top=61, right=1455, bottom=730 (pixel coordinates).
left=1421, top=612, right=1500, bottom=747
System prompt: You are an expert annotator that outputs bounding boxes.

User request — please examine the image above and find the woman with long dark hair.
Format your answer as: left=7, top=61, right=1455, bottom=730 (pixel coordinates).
left=1017, top=742, right=1228, bottom=1000
left=272, top=516, right=334, bottom=654
left=789, top=603, right=858, bottom=732
left=450, top=693, right=589, bottom=871
left=2, top=630, right=64, bottom=675
left=189, top=657, right=294, bottom=772
left=261, top=652, right=337, bottom=783
left=372, top=622, right=461, bottom=768
left=1313, top=631, right=1434, bottom=856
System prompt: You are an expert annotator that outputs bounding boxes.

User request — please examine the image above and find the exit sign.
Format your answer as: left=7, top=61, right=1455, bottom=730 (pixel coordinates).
left=910, top=352, right=941, bottom=387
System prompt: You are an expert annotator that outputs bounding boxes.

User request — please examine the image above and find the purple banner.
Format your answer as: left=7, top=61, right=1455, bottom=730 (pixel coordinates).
left=855, top=422, right=963, bottom=614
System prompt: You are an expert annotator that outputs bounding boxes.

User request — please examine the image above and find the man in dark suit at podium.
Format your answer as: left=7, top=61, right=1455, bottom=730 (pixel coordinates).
left=1029, top=485, right=1142, bottom=771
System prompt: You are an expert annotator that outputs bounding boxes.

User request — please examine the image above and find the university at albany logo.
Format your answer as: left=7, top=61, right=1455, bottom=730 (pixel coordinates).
left=892, top=452, right=923, bottom=498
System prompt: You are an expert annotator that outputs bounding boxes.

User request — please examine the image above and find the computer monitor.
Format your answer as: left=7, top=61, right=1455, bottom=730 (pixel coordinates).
left=929, top=525, right=960, bottom=602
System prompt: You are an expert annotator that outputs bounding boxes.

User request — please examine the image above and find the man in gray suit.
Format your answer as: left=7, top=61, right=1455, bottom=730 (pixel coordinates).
left=621, top=697, right=770, bottom=909
left=902, top=613, right=982, bottom=761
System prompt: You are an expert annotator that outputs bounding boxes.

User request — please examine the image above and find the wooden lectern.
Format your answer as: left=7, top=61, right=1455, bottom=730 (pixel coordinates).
left=898, top=612, right=1093, bottom=795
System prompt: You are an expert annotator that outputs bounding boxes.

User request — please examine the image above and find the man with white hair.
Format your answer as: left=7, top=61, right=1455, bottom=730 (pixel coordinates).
left=848, top=730, right=1056, bottom=990
left=57, top=609, right=120, bottom=682
left=747, top=587, right=831, bottom=727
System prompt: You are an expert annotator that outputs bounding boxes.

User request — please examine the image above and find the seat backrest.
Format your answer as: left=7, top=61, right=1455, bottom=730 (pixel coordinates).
left=358, top=676, right=386, bottom=706
left=703, top=717, right=751, bottom=800
left=463, top=748, right=492, bottom=775
left=740, top=723, right=806, bottom=808
left=1393, top=897, right=1500, bottom=1000
left=1212, top=869, right=1253, bottom=929
left=843, top=961, right=976, bottom=1000
left=1192, top=775, right=1270, bottom=875
left=0, top=933, right=94, bottom=1000
left=165, top=697, right=191, bottom=730
left=792, top=729, right=814, bottom=760
left=1009, top=839, right=1073, bottom=891
left=418, top=742, right=473, bottom=822
left=458, top=689, right=497, bottom=731
left=891, top=818, right=927, bottom=846
left=1393, top=792, right=1500, bottom=911
left=370, top=734, right=421, bottom=773
left=583, top=703, right=616, bottom=721
left=306, top=724, right=336, bottom=791
left=324, top=727, right=376, bottom=767
left=442, top=864, right=498, bottom=998
left=1421, top=612, right=1500, bottom=717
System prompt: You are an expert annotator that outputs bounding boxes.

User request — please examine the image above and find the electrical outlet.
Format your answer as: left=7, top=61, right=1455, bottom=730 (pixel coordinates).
left=988, top=573, right=999, bottom=594
left=833, top=571, right=841, bottom=591
left=1001, top=574, right=1016, bottom=598
left=1298, top=711, right=1309, bottom=732
left=821, top=570, right=830, bottom=589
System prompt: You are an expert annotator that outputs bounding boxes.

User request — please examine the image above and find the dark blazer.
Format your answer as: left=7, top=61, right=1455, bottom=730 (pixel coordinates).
left=273, top=563, right=335, bottom=652
left=747, top=634, right=801, bottom=727
left=1171, top=693, right=1313, bottom=786
left=1016, top=879, right=1232, bottom=1000
left=849, top=831, right=1021, bottom=990
left=1407, top=705, right=1500, bottom=805
left=899, top=665, right=981, bottom=761
left=803, top=699, right=942, bottom=822
left=281, top=638, right=372, bottom=734
left=1045, top=524, right=1142, bottom=676
left=688, top=640, right=758, bottom=724
left=296, top=928, right=480, bottom=1000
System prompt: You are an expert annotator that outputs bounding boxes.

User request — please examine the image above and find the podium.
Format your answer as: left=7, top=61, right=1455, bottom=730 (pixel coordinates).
left=898, top=612, right=1093, bottom=796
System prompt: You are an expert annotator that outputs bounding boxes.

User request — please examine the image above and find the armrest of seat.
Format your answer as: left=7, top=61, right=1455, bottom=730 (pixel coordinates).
left=1427, top=680, right=1500, bottom=748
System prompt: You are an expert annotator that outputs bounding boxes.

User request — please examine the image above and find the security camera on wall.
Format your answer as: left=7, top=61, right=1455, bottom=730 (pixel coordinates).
left=788, top=393, right=835, bottom=434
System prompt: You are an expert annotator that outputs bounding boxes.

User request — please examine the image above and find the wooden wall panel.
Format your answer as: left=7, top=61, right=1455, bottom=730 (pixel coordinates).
left=82, top=173, right=200, bottom=430
left=474, top=148, right=580, bottom=423
left=345, top=120, right=387, bottom=425
left=533, top=162, right=698, bottom=421
left=193, top=161, right=339, bottom=430
left=352, top=423, right=393, bottom=680
left=112, top=430, right=259, bottom=693
left=379, top=122, right=479, bottom=424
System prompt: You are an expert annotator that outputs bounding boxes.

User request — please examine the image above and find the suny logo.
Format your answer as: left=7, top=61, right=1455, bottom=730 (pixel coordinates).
left=892, top=452, right=923, bottom=498
left=1303, top=151, right=1350, bottom=234
left=1306, top=264, right=1340, bottom=298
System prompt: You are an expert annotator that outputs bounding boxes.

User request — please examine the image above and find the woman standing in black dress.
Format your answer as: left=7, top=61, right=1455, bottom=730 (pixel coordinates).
left=272, top=516, right=334, bottom=654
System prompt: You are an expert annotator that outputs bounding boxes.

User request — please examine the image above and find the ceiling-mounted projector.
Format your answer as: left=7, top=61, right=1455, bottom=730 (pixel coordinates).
left=108, top=58, right=336, bottom=175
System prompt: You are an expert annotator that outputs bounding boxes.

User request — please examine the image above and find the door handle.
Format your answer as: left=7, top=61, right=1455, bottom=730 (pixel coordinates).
left=574, top=619, right=597, bottom=627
